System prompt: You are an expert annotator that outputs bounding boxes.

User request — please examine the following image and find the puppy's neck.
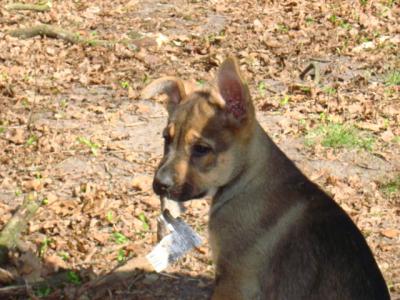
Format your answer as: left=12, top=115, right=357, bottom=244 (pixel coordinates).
left=210, top=122, right=273, bottom=216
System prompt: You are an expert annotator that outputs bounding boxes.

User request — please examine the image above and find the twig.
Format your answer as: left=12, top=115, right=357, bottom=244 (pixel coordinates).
left=125, top=122, right=146, bottom=127
left=0, top=284, right=28, bottom=297
left=8, top=24, right=113, bottom=47
left=299, top=62, right=320, bottom=84
left=5, top=2, right=51, bottom=12
left=7, top=23, right=146, bottom=53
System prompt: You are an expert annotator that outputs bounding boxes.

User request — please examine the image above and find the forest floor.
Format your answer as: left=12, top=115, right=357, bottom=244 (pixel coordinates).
left=0, top=0, right=399, bottom=299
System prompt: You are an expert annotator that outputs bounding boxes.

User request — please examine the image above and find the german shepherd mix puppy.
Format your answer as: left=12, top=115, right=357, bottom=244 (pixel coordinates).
left=142, top=58, right=390, bottom=300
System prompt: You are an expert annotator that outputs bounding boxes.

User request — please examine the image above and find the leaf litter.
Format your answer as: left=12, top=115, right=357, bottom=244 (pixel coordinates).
left=0, top=0, right=399, bottom=299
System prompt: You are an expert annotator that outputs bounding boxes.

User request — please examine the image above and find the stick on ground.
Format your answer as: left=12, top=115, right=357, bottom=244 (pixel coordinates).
left=0, top=271, right=71, bottom=298
left=8, top=24, right=112, bottom=47
left=5, top=2, right=52, bottom=12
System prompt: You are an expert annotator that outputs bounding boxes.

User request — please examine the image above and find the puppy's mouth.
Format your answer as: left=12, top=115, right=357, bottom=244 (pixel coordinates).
left=169, top=190, right=207, bottom=202
left=153, top=181, right=207, bottom=202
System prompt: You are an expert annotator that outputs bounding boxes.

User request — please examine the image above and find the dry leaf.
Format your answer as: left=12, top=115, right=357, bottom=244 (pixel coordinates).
left=381, top=130, right=394, bottom=143
left=44, top=254, right=68, bottom=272
left=131, top=175, right=153, bottom=191
left=5, top=128, right=26, bottom=144
left=381, top=229, right=399, bottom=239
left=356, top=122, right=381, bottom=132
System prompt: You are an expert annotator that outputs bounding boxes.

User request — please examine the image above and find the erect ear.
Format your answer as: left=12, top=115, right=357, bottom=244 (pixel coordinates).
left=217, top=57, right=253, bottom=124
left=141, top=77, right=186, bottom=115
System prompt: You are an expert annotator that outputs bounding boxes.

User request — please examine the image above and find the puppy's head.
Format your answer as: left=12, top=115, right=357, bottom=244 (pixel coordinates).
left=142, top=57, right=255, bottom=201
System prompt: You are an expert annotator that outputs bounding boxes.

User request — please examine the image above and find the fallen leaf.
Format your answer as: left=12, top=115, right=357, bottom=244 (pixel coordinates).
left=44, top=254, right=68, bottom=272
left=381, top=130, right=394, bottom=143
left=131, top=175, right=153, bottom=191
left=381, top=229, right=399, bottom=239
left=356, top=122, right=381, bottom=132
left=5, top=128, right=26, bottom=144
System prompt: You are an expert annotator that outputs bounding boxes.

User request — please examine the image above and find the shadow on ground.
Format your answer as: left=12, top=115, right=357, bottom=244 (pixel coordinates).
left=86, top=269, right=213, bottom=300
left=1, top=257, right=213, bottom=300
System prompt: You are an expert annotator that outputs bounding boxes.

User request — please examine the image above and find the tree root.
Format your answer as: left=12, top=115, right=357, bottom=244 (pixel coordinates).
left=8, top=24, right=113, bottom=47
left=0, top=267, right=15, bottom=284
left=0, top=271, right=70, bottom=298
left=0, top=255, right=154, bottom=298
left=0, top=194, right=41, bottom=265
left=5, top=2, right=51, bottom=12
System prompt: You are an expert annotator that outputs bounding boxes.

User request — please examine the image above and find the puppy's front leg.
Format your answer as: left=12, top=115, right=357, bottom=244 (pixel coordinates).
left=211, top=274, right=246, bottom=300
left=212, top=272, right=262, bottom=300
left=212, top=282, right=243, bottom=300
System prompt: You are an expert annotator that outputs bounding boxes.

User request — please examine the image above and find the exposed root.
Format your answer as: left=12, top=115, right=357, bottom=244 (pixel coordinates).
left=5, top=2, right=51, bottom=12
left=0, top=271, right=71, bottom=298
left=0, top=267, right=15, bottom=284
left=8, top=24, right=113, bottom=47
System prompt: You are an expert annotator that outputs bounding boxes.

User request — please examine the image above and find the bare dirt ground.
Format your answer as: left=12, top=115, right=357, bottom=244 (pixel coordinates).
left=0, top=0, right=399, bottom=299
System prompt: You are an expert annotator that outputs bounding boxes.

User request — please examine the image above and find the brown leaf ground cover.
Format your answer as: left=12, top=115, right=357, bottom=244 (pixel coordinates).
left=0, top=0, right=399, bottom=299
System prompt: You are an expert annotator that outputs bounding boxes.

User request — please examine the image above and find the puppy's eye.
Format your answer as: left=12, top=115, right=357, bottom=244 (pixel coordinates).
left=192, top=144, right=212, bottom=157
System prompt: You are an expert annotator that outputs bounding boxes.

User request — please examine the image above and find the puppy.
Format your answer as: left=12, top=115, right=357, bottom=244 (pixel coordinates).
left=142, top=58, right=390, bottom=299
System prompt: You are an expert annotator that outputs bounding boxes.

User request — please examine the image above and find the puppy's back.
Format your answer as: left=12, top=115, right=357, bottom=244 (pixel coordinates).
left=262, top=177, right=390, bottom=300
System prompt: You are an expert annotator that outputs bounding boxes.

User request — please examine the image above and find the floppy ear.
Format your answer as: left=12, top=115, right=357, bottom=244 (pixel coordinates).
left=217, top=57, right=253, bottom=124
left=141, top=77, right=186, bottom=115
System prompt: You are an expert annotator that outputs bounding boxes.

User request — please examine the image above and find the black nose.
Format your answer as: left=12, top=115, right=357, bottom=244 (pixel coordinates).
left=153, top=177, right=171, bottom=196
